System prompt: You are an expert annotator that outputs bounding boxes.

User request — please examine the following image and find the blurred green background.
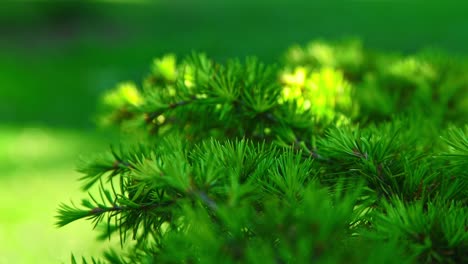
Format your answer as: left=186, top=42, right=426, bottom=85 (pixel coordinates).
left=1, top=1, right=468, bottom=263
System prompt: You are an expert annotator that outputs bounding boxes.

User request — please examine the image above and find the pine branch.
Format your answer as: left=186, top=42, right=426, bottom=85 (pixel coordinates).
left=57, top=41, right=468, bottom=264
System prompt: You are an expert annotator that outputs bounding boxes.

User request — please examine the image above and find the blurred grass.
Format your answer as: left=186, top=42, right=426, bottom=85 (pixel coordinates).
left=0, top=127, right=119, bottom=263
left=1, top=1, right=468, bottom=263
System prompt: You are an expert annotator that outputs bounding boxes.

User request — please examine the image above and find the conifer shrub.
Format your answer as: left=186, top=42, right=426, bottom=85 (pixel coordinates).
left=57, top=40, right=467, bottom=264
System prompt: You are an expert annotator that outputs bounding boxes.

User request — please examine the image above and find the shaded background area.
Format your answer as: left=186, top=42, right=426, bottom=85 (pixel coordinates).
left=1, top=1, right=467, bottom=263
left=2, top=0, right=468, bottom=128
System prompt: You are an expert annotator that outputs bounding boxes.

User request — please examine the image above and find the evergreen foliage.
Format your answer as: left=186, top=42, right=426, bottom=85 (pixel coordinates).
left=57, top=40, right=467, bottom=263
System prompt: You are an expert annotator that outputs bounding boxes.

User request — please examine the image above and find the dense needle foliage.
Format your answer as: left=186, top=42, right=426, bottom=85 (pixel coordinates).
left=57, top=40, right=467, bottom=264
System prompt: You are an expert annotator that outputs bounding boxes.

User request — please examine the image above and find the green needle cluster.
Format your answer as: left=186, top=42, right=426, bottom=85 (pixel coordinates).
left=57, top=40, right=467, bottom=264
